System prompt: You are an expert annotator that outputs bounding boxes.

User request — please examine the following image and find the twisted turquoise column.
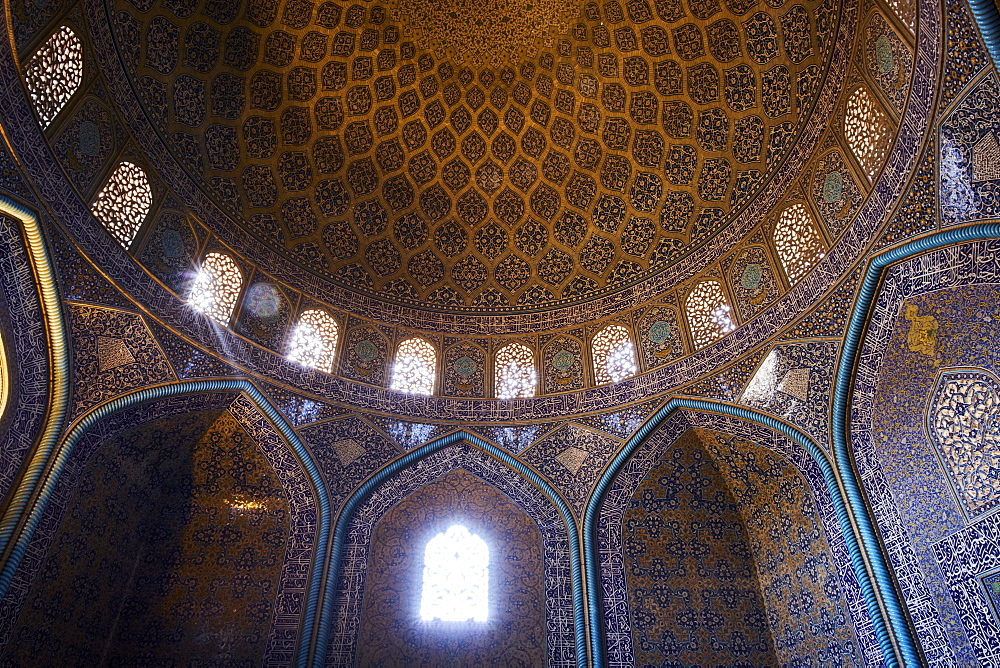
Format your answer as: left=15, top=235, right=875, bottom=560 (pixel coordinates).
left=831, top=223, right=1000, bottom=667
left=0, top=196, right=69, bottom=575
left=966, top=0, right=1000, bottom=69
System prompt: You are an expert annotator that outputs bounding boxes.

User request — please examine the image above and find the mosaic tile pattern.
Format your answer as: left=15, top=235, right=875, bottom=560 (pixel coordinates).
left=927, top=369, right=1000, bottom=521
left=50, top=226, right=135, bottom=311
left=597, top=411, right=871, bottom=666
left=464, top=423, right=555, bottom=454
left=0, top=213, right=49, bottom=504
left=259, top=382, right=348, bottom=428
left=698, top=429, right=860, bottom=664
left=939, top=0, right=991, bottom=108
left=109, top=0, right=839, bottom=313
left=329, top=441, right=577, bottom=666
left=576, top=398, right=662, bottom=439
left=357, top=470, right=545, bottom=664
left=0, top=132, right=30, bottom=199
left=137, top=206, right=202, bottom=294
left=780, top=267, right=860, bottom=340
left=67, top=303, right=176, bottom=418
left=874, top=135, right=938, bottom=250
left=739, top=340, right=839, bottom=451
left=636, top=304, right=685, bottom=371
left=864, top=11, right=913, bottom=114
left=677, top=346, right=769, bottom=402
left=51, top=90, right=118, bottom=194
left=3, top=410, right=225, bottom=665
left=297, top=414, right=402, bottom=512
left=853, top=242, right=1000, bottom=666
left=623, top=430, right=779, bottom=666
left=521, top=422, right=621, bottom=516
left=727, top=244, right=779, bottom=321
left=148, top=320, right=244, bottom=379
left=235, top=278, right=295, bottom=352
left=939, top=73, right=1000, bottom=228
left=0, top=392, right=320, bottom=666
left=368, top=415, right=452, bottom=451
left=0, top=0, right=936, bottom=418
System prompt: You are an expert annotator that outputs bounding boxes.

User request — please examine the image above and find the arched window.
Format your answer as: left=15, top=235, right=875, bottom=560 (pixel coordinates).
left=420, top=525, right=489, bottom=622
left=90, top=161, right=153, bottom=248
left=287, top=309, right=340, bottom=372
left=592, top=324, right=638, bottom=385
left=495, top=342, right=537, bottom=399
left=686, top=280, right=737, bottom=349
left=390, top=337, right=436, bottom=395
left=844, top=87, right=892, bottom=181
left=188, top=252, right=243, bottom=324
left=24, top=25, right=83, bottom=128
left=774, top=203, right=826, bottom=283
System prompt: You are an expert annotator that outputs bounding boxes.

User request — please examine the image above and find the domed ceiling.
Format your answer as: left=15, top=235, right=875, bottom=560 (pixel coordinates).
left=114, top=0, right=839, bottom=313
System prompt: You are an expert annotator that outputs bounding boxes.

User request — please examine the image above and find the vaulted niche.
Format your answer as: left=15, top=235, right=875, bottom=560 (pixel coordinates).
left=6, top=407, right=291, bottom=664
left=357, top=470, right=544, bottom=664
left=620, top=429, right=858, bottom=665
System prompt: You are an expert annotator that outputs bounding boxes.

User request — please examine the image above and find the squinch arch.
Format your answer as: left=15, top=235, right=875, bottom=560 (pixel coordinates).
left=321, top=430, right=587, bottom=667
left=583, top=397, right=905, bottom=667
left=0, top=380, right=330, bottom=665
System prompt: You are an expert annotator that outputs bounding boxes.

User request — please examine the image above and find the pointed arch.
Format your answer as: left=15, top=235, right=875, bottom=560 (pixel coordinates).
left=582, top=394, right=917, bottom=667
left=833, top=223, right=1000, bottom=667
left=90, top=161, right=153, bottom=248
left=591, top=324, right=637, bottom=385
left=390, top=336, right=437, bottom=395
left=495, top=342, right=537, bottom=399
left=774, top=203, right=826, bottom=283
left=323, top=430, right=586, bottom=667
left=23, top=25, right=83, bottom=128
left=0, top=380, right=331, bottom=664
left=287, top=309, right=340, bottom=373
left=0, top=196, right=70, bottom=590
left=188, top=252, right=243, bottom=325
left=685, top=280, right=736, bottom=348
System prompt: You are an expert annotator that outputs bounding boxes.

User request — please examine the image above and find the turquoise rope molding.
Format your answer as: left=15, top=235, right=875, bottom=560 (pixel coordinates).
left=0, top=196, right=70, bottom=571
left=0, top=380, right=333, bottom=668
left=582, top=398, right=902, bottom=668
left=966, top=0, right=1000, bottom=70
left=314, top=430, right=590, bottom=668
left=832, top=222, right=1000, bottom=667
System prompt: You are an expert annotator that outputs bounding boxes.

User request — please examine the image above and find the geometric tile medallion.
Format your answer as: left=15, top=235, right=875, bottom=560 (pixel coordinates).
left=777, top=367, right=811, bottom=401
left=332, top=438, right=367, bottom=467
left=928, top=368, right=1000, bottom=520
left=555, top=446, right=589, bottom=475
left=97, top=336, right=135, bottom=371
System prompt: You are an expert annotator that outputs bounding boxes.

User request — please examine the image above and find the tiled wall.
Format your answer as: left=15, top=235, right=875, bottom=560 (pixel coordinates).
left=5, top=409, right=291, bottom=664
left=357, top=470, right=546, bottom=665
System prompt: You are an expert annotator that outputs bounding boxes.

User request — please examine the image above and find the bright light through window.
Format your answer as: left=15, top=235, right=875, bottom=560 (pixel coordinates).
left=592, top=324, right=638, bottom=384
left=390, top=337, right=436, bottom=395
left=24, top=25, right=83, bottom=129
left=686, top=280, right=737, bottom=349
left=188, top=252, right=242, bottom=324
left=420, top=525, right=489, bottom=623
left=287, top=309, right=340, bottom=372
left=495, top=342, right=537, bottom=399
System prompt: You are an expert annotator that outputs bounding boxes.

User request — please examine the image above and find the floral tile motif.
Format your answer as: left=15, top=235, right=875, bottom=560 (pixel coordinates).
left=68, top=304, right=175, bottom=418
